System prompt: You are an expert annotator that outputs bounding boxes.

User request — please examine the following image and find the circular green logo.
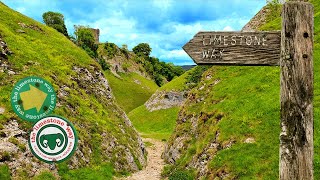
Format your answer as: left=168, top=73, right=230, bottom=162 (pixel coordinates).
left=28, top=116, right=78, bottom=163
left=10, top=76, right=56, bottom=122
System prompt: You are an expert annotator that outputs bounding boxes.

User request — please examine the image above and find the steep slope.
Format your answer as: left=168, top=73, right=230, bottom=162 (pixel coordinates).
left=128, top=69, right=197, bottom=140
left=163, top=1, right=320, bottom=179
left=0, top=2, right=146, bottom=179
left=105, top=72, right=158, bottom=113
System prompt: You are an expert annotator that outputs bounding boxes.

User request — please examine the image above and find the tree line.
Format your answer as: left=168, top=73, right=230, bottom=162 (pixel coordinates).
left=42, top=11, right=184, bottom=86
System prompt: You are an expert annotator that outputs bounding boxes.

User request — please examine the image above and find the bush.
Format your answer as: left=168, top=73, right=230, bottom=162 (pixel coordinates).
left=169, top=170, right=194, bottom=180
left=33, top=171, right=56, bottom=180
left=74, top=26, right=98, bottom=57
left=186, top=65, right=211, bottom=85
left=154, top=74, right=163, bottom=86
left=99, top=59, right=110, bottom=71
left=42, top=11, right=68, bottom=37
left=122, top=63, right=131, bottom=72
left=133, top=43, right=151, bottom=57
left=104, top=42, right=118, bottom=59
left=121, top=44, right=129, bottom=59
left=0, top=151, right=11, bottom=161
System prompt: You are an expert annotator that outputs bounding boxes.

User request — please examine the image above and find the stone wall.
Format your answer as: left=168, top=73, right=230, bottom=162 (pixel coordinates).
left=90, top=28, right=100, bottom=44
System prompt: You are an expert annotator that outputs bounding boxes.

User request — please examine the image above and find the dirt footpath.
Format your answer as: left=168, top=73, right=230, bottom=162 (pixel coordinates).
left=117, top=138, right=166, bottom=180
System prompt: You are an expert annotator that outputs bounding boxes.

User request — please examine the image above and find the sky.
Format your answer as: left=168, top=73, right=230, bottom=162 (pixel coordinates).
left=2, top=0, right=266, bottom=65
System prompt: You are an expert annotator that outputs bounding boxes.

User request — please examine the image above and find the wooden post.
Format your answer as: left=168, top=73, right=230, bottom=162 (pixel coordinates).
left=280, top=1, right=314, bottom=179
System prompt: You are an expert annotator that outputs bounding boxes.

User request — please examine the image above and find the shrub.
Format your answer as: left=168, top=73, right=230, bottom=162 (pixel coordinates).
left=33, top=171, right=56, bottom=180
left=74, top=26, right=98, bottom=57
left=132, top=43, right=151, bottom=57
left=122, top=63, right=131, bottom=72
left=42, top=11, right=68, bottom=37
left=99, top=59, right=110, bottom=71
left=0, top=151, right=11, bottom=161
left=121, top=44, right=129, bottom=59
left=169, top=170, right=194, bottom=180
left=186, top=65, right=211, bottom=85
left=104, top=42, right=118, bottom=59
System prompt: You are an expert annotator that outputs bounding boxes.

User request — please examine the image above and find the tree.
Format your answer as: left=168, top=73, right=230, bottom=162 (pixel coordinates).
left=74, top=26, right=98, bottom=57
left=42, top=11, right=68, bottom=37
left=132, top=43, right=152, bottom=57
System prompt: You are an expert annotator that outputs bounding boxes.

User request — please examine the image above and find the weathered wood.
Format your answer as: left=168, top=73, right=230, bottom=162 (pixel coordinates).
left=183, top=31, right=281, bottom=66
left=280, top=1, right=314, bottom=180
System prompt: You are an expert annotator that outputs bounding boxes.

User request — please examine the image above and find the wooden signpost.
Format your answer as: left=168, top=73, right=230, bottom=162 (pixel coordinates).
left=183, top=31, right=281, bottom=66
left=183, top=1, right=314, bottom=179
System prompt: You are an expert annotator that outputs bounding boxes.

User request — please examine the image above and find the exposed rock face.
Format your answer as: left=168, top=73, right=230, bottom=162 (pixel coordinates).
left=18, top=22, right=44, bottom=32
left=0, top=120, right=59, bottom=178
left=162, top=69, right=234, bottom=179
left=69, top=66, right=147, bottom=171
left=242, top=6, right=270, bottom=32
left=145, top=91, right=188, bottom=112
left=242, top=1, right=284, bottom=32
left=0, top=65, right=146, bottom=178
left=0, top=36, right=12, bottom=73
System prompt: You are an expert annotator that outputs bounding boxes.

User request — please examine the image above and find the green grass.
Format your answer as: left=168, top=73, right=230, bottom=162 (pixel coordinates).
left=58, top=163, right=114, bottom=180
left=159, top=71, right=188, bottom=91
left=164, top=0, right=320, bottom=179
left=105, top=72, right=158, bottom=113
left=33, top=171, right=57, bottom=180
left=0, top=164, right=11, bottom=180
left=128, top=105, right=179, bottom=140
left=0, top=2, right=144, bottom=178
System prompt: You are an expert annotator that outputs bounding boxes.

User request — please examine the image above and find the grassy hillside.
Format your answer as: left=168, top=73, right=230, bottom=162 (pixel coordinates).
left=105, top=72, right=158, bottom=113
left=128, top=70, right=195, bottom=140
left=163, top=1, right=320, bottom=179
left=128, top=105, right=179, bottom=140
left=0, top=2, right=146, bottom=179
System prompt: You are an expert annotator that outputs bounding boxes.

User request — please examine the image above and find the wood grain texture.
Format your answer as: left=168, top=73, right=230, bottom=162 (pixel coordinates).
left=183, top=31, right=281, bottom=66
left=280, top=2, right=314, bottom=180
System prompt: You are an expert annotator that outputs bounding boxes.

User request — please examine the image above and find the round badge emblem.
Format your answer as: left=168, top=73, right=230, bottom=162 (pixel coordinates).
left=10, top=76, right=56, bottom=122
left=28, top=116, right=78, bottom=163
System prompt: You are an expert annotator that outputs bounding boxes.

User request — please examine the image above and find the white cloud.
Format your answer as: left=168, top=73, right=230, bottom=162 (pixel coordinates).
left=2, top=0, right=266, bottom=65
left=16, top=7, right=26, bottom=14
left=160, top=50, right=188, bottom=59
left=153, top=0, right=172, bottom=10
left=223, top=26, right=234, bottom=31
left=130, top=34, right=138, bottom=40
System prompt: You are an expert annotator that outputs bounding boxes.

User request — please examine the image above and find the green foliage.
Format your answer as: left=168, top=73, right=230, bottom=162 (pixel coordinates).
left=122, top=63, right=131, bottom=72
left=33, top=171, right=57, bottom=180
left=98, top=59, right=110, bottom=71
left=0, top=164, right=10, bottom=180
left=8, top=136, right=19, bottom=145
left=132, top=43, right=152, bottom=57
left=58, top=163, right=114, bottom=180
left=143, top=57, right=185, bottom=85
left=8, top=137, right=26, bottom=152
left=0, top=3, right=148, bottom=179
left=121, top=44, right=129, bottom=59
left=128, top=105, right=179, bottom=140
left=159, top=70, right=189, bottom=91
left=154, top=73, right=164, bottom=86
left=265, top=0, right=282, bottom=22
left=42, top=11, right=68, bottom=37
left=74, top=26, right=98, bottom=58
left=163, top=1, right=320, bottom=179
left=186, top=65, right=211, bottom=87
left=0, top=151, right=11, bottom=161
left=168, top=170, right=194, bottom=180
left=104, top=42, right=118, bottom=59
left=259, top=0, right=282, bottom=31
left=105, top=72, right=158, bottom=113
